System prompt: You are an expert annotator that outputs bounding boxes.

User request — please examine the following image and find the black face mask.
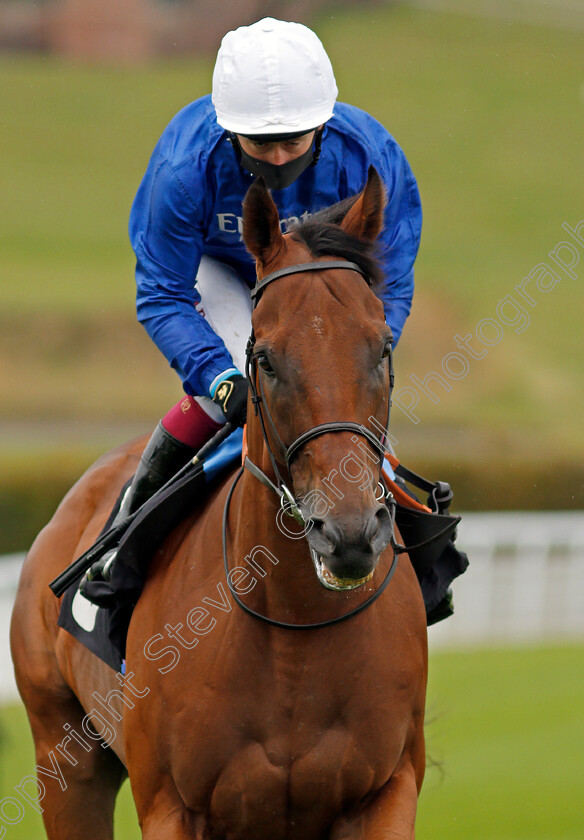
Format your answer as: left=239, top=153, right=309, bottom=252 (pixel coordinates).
left=231, top=130, right=323, bottom=190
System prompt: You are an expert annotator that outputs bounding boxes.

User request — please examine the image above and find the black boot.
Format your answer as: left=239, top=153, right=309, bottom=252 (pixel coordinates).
left=80, top=422, right=196, bottom=592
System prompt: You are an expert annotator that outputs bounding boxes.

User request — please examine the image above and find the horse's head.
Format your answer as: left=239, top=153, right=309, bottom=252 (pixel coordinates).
left=242, top=167, right=394, bottom=591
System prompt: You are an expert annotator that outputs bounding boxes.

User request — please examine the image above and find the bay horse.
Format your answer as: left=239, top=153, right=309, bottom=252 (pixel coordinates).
left=11, top=167, right=428, bottom=839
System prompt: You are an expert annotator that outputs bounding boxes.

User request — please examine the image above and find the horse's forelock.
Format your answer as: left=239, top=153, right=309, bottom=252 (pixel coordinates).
left=288, top=219, right=384, bottom=291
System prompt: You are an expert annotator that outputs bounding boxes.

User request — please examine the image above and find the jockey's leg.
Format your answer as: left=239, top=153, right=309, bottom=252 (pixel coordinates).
left=80, top=259, right=251, bottom=593
left=79, top=401, right=220, bottom=592
left=112, top=400, right=223, bottom=522
left=194, top=255, right=253, bottom=376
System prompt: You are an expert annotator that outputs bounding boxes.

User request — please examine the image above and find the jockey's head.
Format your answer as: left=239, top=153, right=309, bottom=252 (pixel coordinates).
left=212, top=17, right=338, bottom=190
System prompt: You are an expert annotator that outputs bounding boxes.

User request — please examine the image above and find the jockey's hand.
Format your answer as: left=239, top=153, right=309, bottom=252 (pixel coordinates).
left=212, top=373, right=248, bottom=427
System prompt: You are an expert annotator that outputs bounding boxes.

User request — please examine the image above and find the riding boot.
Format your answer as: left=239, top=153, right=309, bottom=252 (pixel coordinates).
left=80, top=422, right=197, bottom=591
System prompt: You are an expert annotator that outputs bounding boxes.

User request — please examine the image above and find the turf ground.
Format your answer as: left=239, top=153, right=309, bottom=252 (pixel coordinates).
left=1, top=644, right=582, bottom=838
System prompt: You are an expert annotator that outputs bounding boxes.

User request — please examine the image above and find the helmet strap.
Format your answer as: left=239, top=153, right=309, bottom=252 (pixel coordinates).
left=311, top=127, right=324, bottom=166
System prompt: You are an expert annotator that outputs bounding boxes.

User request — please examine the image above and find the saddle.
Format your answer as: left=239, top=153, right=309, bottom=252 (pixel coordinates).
left=55, top=430, right=468, bottom=670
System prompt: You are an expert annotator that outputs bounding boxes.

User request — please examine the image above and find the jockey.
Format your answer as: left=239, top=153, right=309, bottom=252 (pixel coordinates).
left=82, top=16, right=422, bottom=593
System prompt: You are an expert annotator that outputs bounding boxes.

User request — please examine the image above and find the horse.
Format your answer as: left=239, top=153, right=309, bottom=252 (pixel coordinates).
left=11, top=166, right=428, bottom=839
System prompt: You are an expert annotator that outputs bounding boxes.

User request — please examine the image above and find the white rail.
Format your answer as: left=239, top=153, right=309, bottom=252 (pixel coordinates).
left=0, top=553, right=26, bottom=702
left=2, top=512, right=584, bottom=699
left=430, top=512, right=584, bottom=648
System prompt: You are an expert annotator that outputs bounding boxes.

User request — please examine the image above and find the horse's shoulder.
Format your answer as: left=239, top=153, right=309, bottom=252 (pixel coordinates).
left=86, top=434, right=148, bottom=473
left=65, top=434, right=148, bottom=506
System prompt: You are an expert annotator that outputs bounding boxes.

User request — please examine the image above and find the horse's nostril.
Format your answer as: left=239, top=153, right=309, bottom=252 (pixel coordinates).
left=364, top=510, right=382, bottom=542
left=370, top=505, right=392, bottom=554
left=310, top=518, right=323, bottom=533
left=376, top=505, right=391, bottom=529
left=308, top=517, right=341, bottom=554
left=307, top=506, right=391, bottom=560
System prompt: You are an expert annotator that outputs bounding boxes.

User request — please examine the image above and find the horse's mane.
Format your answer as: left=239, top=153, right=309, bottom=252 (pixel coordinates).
left=288, top=196, right=384, bottom=291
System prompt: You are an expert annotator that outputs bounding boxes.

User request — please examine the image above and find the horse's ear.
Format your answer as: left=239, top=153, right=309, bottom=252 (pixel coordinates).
left=242, top=177, right=285, bottom=266
left=340, top=165, right=386, bottom=242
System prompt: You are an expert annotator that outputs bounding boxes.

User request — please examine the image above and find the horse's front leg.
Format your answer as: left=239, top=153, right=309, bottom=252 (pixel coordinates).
left=330, top=744, right=424, bottom=840
left=129, top=759, right=204, bottom=840
left=140, top=807, right=203, bottom=840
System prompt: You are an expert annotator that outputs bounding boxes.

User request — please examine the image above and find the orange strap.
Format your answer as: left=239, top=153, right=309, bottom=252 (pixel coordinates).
left=241, top=424, right=248, bottom=464
left=382, top=467, right=431, bottom=513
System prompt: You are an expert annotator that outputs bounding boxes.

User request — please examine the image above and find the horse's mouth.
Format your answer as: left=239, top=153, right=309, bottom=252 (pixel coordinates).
left=309, top=549, right=375, bottom=591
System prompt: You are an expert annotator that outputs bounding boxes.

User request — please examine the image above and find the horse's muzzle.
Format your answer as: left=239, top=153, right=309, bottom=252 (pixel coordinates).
left=305, top=504, right=392, bottom=590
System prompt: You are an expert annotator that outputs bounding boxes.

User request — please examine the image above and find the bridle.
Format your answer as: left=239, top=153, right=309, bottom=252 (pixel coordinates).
left=223, top=258, right=401, bottom=630
left=245, top=260, right=394, bottom=523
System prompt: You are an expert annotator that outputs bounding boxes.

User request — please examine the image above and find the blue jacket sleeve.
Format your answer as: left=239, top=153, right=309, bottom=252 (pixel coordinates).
left=130, top=159, right=235, bottom=397
left=374, top=138, right=422, bottom=346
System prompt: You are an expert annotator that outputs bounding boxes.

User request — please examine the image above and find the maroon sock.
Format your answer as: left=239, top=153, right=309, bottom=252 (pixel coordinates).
left=162, top=396, right=223, bottom=449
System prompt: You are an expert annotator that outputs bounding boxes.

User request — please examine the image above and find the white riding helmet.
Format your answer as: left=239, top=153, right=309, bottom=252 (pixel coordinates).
left=212, top=17, right=338, bottom=136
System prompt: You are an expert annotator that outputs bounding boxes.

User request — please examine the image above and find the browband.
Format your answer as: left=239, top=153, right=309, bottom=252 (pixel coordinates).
left=250, top=260, right=368, bottom=306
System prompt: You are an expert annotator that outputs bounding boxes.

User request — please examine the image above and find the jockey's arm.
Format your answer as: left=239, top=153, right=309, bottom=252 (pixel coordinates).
left=130, top=159, right=236, bottom=398
left=373, top=133, right=422, bottom=347
left=379, top=268, right=414, bottom=347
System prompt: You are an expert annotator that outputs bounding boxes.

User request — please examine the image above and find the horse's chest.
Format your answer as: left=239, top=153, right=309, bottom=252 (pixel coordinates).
left=136, top=570, right=425, bottom=838
left=179, top=716, right=391, bottom=840
left=172, top=654, right=411, bottom=839
left=209, top=728, right=378, bottom=838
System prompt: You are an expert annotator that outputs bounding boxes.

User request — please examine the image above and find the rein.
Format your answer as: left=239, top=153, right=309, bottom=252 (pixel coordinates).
left=222, top=258, right=399, bottom=629
left=223, top=466, right=400, bottom=630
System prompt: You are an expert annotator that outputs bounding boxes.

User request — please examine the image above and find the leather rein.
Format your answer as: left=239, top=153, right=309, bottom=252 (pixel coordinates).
left=223, top=259, right=401, bottom=630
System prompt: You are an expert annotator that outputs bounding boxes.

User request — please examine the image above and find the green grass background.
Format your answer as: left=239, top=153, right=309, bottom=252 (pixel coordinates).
left=1, top=644, right=582, bottom=839
left=1, top=2, right=584, bottom=551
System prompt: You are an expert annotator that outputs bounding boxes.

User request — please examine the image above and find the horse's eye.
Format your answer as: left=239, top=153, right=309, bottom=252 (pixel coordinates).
left=256, top=353, right=275, bottom=377
left=381, top=342, right=393, bottom=361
